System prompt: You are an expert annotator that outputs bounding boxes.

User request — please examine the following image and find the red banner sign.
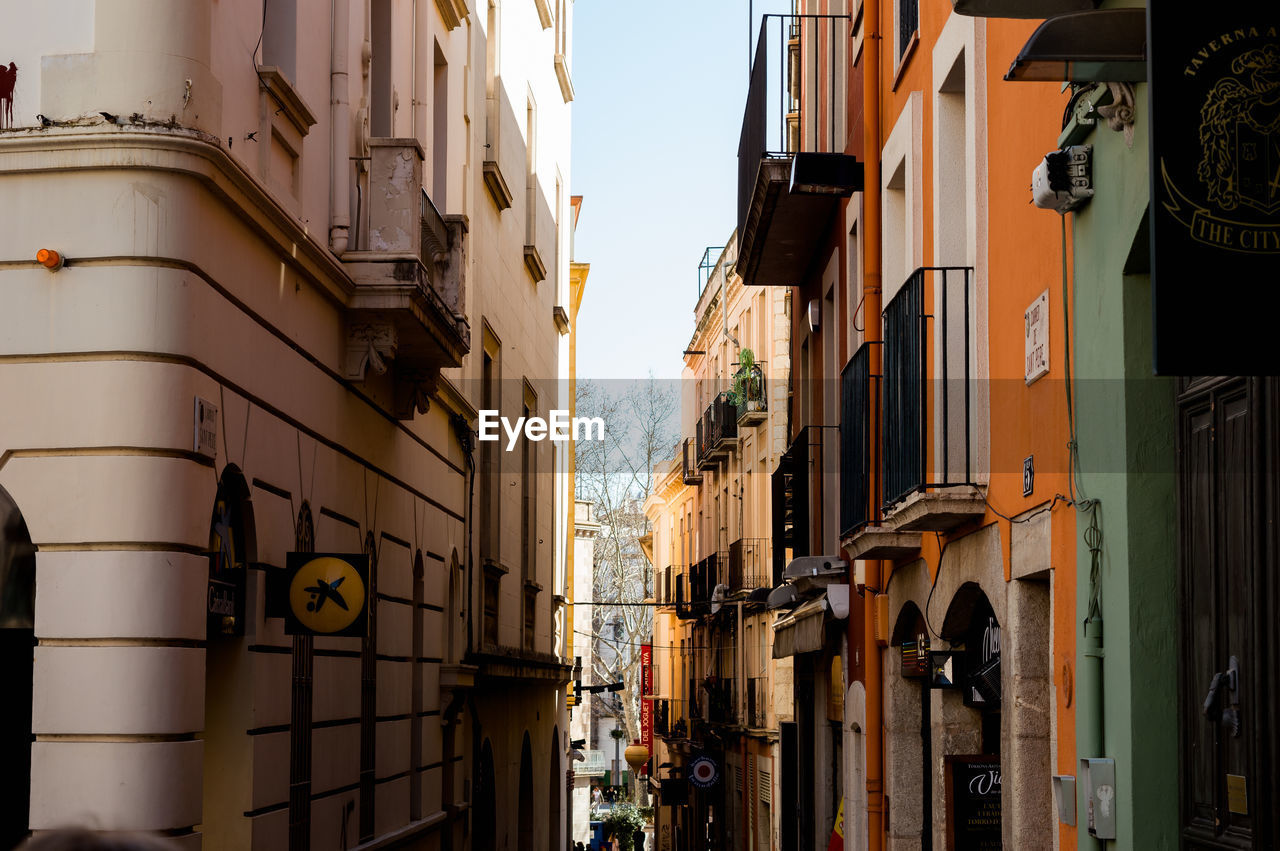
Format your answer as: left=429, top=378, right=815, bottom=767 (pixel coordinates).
left=640, top=643, right=653, bottom=776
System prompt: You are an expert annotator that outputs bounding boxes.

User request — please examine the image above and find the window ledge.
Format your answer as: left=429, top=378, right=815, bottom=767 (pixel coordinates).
left=256, top=65, right=317, bottom=136
left=433, top=0, right=469, bottom=30
left=533, top=0, right=553, bottom=28
left=483, top=160, right=513, bottom=210
left=891, top=31, right=919, bottom=92
left=483, top=558, right=509, bottom=577
left=524, top=244, right=547, bottom=283
left=555, top=54, right=575, bottom=103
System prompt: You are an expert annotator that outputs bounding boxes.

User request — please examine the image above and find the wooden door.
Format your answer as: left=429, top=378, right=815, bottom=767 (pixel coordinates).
left=1177, top=377, right=1279, bottom=848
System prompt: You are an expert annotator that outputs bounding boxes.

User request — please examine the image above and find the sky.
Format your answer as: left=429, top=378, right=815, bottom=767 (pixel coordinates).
left=571, top=0, right=790, bottom=381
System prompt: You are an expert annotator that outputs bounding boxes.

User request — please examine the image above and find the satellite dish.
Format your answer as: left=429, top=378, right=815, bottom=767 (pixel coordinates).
left=710, top=583, right=728, bottom=614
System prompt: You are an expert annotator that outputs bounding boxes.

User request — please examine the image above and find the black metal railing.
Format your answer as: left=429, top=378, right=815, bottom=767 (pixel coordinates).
left=772, top=427, right=826, bottom=583
left=738, top=14, right=851, bottom=243
left=682, top=437, right=702, bottom=484
left=840, top=344, right=873, bottom=536
left=882, top=267, right=976, bottom=510
left=705, top=676, right=737, bottom=725
left=697, top=393, right=739, bottom=467
left=654, top=698, right=670, bottom=736
left=746, top=677, right=768, bottom=728
left=728, top=538, right=772, bottom=590
left=733, top=364, right=768, bottom=424
left=675, top=572, right=695, bottom=620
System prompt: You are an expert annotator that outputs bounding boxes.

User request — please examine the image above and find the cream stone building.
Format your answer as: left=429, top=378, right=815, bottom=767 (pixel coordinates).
left=643, top=235, right=791, bottom=851
left=0, top=0, right=577, bottom=848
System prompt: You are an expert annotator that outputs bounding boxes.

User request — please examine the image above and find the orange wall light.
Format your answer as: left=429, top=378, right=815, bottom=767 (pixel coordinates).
left=36, top=249, right=64, bottom=271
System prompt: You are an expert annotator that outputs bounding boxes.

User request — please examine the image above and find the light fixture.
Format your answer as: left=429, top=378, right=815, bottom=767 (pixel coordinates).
left=807, top=300, right=820, bottom=333
left=36, top=248, right=63, bottom=272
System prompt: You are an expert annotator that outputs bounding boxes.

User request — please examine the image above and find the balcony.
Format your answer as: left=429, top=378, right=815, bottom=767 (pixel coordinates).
left=733, top=363, right=768, bottom=426
left=343, top=139, right=469, bottom=419
left=728, top=538, right=773, bottom=592
left=704, top=676, right=737, bottom=726
left=682, top=437, right=703, bottom=485
left=881, top=268, right=985, bottom=532
left=772, top=427, right=827, bottom=581
left=697, top=393, right=739, bottom=470
left=737, top=15, right=862, bottom=287
left=654, top=565, right=684, bottom=609
left=839, top=345, right=922, bottom=560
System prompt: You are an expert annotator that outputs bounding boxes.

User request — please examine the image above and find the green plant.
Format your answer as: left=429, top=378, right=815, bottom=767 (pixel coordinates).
left=730, top=348, right=760, bottom=405
left=602, top=802, right=646, bottom=851
left=609, top=727, right=626, bottom=740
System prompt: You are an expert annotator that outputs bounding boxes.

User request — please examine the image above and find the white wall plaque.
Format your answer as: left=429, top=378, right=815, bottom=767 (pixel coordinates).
left=1025, top=290, right=1050, bottom=384
left=195, top=397, right=218, bottom=458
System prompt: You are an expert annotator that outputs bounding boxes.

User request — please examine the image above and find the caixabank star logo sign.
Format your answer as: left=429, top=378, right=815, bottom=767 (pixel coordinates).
left=1150, top=12, right=1280, bottom=374
left=1161, top=38, right=1280, bottom=253
left=284, top=552, right=369, bottom=636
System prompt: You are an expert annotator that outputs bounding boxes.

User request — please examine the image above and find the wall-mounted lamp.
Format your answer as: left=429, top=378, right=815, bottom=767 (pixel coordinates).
left=36, top=248, right=64, bottom=272
left=807, top=299, right=820, bottom=333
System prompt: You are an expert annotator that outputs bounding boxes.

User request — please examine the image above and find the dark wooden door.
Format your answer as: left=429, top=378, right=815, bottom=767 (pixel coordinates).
left=1177, top=377, right=1279, bottom=848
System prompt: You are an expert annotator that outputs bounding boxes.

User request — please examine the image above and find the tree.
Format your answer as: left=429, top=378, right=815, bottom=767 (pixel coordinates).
left=574, top=375, right=676, bottom=798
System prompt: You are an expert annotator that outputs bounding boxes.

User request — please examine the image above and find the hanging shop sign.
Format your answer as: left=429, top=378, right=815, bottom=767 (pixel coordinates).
left=946, top=756, right=1002, bottom=850
left=1149, top=10, right=1280, bottom=374
left=640, top=643, right=653, bottom=776
left=689, top=755, right=719, bottom=789
left=963, top=614, right=1002, bottom=710
left=283, top=552, right=369, bottom=636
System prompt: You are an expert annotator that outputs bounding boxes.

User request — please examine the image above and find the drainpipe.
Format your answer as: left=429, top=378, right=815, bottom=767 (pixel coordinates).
left=861, top=0, right=884, bottom=847
left=330, top=0, right=351, bottom=253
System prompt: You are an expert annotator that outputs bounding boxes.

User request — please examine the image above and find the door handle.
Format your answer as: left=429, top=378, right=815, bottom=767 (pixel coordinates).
left=1201, top=655, right=1241, bottom=738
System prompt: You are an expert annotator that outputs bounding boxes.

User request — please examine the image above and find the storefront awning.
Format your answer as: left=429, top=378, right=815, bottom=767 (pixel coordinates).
left=773, top=597, right=828, bottom=659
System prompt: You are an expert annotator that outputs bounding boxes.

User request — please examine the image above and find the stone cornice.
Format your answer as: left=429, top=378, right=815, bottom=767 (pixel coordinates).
left=0, top=127, right=355, bottom=305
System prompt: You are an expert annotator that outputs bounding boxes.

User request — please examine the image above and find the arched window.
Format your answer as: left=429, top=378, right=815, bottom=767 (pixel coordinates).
left=208, top=466, right=252, bottom=638
left=0, top=485, right=35, bottom=847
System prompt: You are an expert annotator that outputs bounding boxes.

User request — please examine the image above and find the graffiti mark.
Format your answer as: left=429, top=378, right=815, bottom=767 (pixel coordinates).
left=0, top=62, right=16, bottom=129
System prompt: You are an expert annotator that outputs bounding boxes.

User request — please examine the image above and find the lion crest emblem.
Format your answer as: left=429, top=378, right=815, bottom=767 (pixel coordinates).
left=1197, top=43, right=1280, bottom=214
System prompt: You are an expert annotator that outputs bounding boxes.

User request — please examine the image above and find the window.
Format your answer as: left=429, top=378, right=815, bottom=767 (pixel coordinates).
left=432, top=43, right=449, bottom=208
left=480, top=330, right=501, bottom=565
left=898, top=0, right=918, bottom=63
left=521, top=383, right=537, bottom=585
left=371, top=0, right=393, bottom=136
left=262, top=0, right=297, bottom=81
left=523, top=586, right=537, bottom=649
left=483, top=568, right=501, bottom=647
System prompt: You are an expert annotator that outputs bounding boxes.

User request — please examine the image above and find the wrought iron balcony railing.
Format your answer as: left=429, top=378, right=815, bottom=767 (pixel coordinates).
left=728, top=538, right=772, bottom=591
left=682, top=437, right=703, bottom=485
left=840, top=344, right=874, bottom=536
left=772, top=426, right=827, bottom=581
left=698, top=393, right=739, bottom=469
left=882, top=267, right=978, bottom=510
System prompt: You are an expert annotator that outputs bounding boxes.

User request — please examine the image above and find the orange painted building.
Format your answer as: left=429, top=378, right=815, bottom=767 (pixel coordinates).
left=734, top=0, right=1084, bottom=848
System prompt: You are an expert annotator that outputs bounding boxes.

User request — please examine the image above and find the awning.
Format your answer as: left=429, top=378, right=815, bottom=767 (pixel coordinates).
left=773, top=597, right=829, bottom=659
left=952, top=0, right=1096, bottom=20
left=1004, top=8, right=1147, bottom=83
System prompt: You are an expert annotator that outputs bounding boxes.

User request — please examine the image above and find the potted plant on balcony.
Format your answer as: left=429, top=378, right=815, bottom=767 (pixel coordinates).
left=730, top=349, right=765, bottom=424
